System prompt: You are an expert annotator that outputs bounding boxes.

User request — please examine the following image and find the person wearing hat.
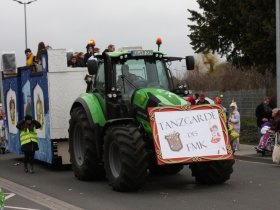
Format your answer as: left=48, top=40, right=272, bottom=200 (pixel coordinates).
left=196, top=92, right=210, bottom=105
left=16, top=115, right=41, bottom=173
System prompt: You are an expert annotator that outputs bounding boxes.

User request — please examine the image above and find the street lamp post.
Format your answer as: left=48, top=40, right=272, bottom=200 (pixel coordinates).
left=12, top=0, right=37, bottom=49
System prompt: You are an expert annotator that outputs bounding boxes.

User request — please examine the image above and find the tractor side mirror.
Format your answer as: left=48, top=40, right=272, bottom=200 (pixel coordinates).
left=185, top=56, right=194, bottom=70
left=87, top=59, right=98, bottom=75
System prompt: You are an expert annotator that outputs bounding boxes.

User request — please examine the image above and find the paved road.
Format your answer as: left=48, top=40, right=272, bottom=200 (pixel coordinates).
left=1, top=188, right=51, bottom=210
left=0, top=150, right=279, bottom=210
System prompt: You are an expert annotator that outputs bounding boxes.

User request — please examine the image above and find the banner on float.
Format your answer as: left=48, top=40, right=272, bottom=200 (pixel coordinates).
left=148, top=105, right=233, bottom=165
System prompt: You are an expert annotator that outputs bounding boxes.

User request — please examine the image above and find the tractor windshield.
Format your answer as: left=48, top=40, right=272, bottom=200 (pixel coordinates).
left=116, top=59, right=170, bottom=95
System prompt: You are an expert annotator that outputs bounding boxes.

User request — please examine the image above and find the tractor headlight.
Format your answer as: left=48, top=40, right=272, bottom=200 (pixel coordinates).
left=107, top=93, right=113, bottom=98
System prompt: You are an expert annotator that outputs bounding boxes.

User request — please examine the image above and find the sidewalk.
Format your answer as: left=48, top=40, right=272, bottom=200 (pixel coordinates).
left=234, top=144, right=273, bottom=164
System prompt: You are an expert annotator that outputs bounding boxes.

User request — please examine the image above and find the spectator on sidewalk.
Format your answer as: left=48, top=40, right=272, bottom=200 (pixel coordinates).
left=0, top=105, right=7, bottom=154
left=214, top=95, right=227, bottom=121
left=229, top=101, right=241, bottom=151
left=255, top=96, right=273, bottom=135
left=271, top=108, right=280, bottom=132
left=0, top=116, right=6, bottom=154
left=256, top=108, right=280, bottom=152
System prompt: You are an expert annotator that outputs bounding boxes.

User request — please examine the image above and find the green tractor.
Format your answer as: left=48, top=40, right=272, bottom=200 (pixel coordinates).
left=68, top=49, right=234, bottom=192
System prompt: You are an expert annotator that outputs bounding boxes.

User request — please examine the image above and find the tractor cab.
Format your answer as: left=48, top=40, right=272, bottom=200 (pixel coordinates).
left=87, top=50, right=193, bottom=119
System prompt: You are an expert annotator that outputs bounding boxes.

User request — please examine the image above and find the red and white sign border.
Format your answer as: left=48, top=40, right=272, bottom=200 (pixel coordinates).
left=148, top=104, right=234, bottom=165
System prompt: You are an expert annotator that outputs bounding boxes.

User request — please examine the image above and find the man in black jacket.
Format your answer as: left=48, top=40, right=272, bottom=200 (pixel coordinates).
left=255, top=97, right=273, bottom=129
left=103, top=44, right=115, bottom=53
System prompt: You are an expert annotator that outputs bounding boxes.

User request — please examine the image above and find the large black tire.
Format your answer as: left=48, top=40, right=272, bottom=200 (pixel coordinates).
left=69, top=107, right=105, bottom=180
left=104, top=124, right=148, bottom=192
left=189, top=159, right=235, bottom=184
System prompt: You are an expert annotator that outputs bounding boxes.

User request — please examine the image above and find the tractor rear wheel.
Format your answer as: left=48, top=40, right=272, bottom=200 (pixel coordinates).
left=69, top=107, right=105, bottom=180
left=189, top=159, right=235, bottom=184
left=104, top=124, right=148, bottom=191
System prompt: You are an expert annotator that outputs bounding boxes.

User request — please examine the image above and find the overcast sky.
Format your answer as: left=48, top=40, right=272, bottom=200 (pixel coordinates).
left=0, top=0, right=199, bottom=67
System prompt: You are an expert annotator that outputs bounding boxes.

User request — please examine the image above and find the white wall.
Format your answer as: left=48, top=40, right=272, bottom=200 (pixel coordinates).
left=47, top=49, right=88, bottom=139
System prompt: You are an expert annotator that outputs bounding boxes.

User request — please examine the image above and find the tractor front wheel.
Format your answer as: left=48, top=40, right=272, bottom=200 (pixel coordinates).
left=104, top=124, right=148, bottom=191
left=69, top=107, right=104, bottom=180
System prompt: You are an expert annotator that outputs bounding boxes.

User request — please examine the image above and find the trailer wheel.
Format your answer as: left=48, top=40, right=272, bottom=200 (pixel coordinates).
left=189, top=159, right=235, bottom=184
left=104, top=124, right=148, bottom=191
left=69, top=107, right=104, bottom=180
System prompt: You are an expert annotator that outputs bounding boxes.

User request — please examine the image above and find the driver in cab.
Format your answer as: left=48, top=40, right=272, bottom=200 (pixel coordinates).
left=117, top=64, right=138, bottom=91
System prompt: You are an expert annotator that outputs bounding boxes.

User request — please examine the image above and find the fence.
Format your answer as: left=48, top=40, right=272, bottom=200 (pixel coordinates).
left=203, top=89, right=266, bottom=117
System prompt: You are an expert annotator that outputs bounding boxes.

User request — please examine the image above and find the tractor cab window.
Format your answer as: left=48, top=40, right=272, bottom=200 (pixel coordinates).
left=145, top=60, right=169, bottom=89
left=95, top=63, right=105, bottom=93
left=155, top=60, right=169, bottom=88
left=116, top=59, right=147, bottom=97
left=115, top=58, right=169, bottom=97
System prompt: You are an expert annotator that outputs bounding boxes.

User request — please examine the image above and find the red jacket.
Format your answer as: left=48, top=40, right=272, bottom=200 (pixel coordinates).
left=187, top=96, right=196, bottom=105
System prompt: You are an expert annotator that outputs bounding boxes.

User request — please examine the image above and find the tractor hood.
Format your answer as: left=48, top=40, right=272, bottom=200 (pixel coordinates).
left=133, top=88, right=189, bottom=111
left=132, top=88, right=189, bottom=133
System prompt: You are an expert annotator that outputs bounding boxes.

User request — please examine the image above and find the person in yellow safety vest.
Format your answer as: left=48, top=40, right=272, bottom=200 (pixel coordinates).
left=16, top=115, right=41, bottom=173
